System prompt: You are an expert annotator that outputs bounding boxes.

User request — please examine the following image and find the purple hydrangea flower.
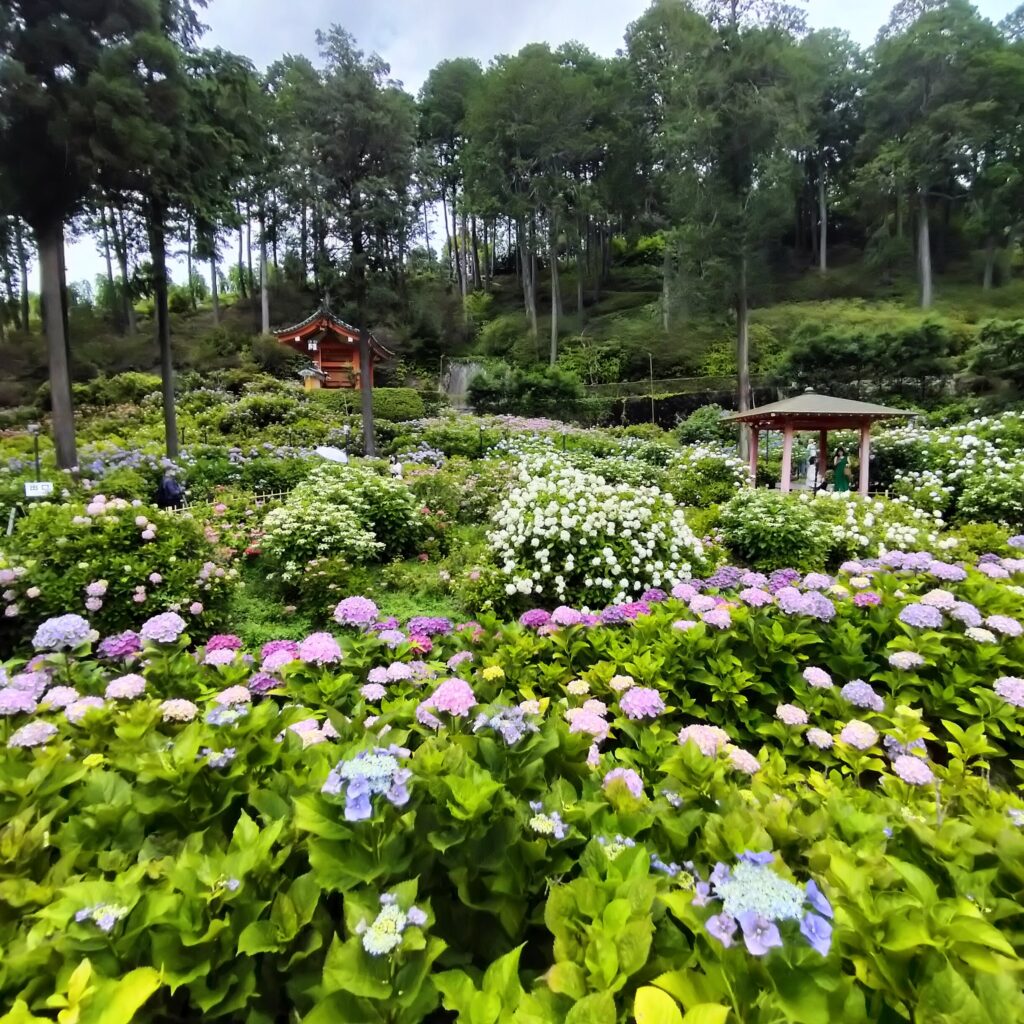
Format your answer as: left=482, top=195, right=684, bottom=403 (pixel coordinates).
left=446, top=650, right=473, bottom=670
left=706, top=912, right=738, bottom=948
left=642, top=588, right=668, bottom=603
left=361, top=683, right=387, bottom=702
left=802, top=572, right=832, bottom=591
left=297, top=632, right=342, bottom=665
left=472, top=705, right=537, bottom=745
left=840, top=680, right=885, bottom=712
left=803, top=592, right=836, bottom=622
left=701, top=608, right=733, bottom=629
left=619, top=687, right=665, bottom=720
left=248, top=672, right=277, bottom=695
left=802, top=667, right=833, bottom=689
left=98, top=631, right=142, bottom=659
left=678, top=723, right=730, bottom=756
left=888, top=651, right=925, bottom=671
left=8, top=720, right=59, bottom=748
left=776, top=703, right=808, bottom=726
left=377, top=628, right=407, bottom=648
left=805, top=879, right=832, bottom=918
left=994, top=676, right=1024, bottom=708
left=0, top=688, right=37, bottom=715
left=738, top=911, right=783, bottom=956
left=776, top=587, right=809, bottom=615
left=261, top=639, right=298, bottom=659
left=519, top=608, right=551, bottom=628
left=800, top=912, right=832, bottom=956
left=898, top=604, right=943, bottom=629
left=603, top=767, right=644, bottom=798
left=928, top=560, right=968, bottom=582
left=739, top=587, right=773, bottom=607
left=105, top=674, right=146, bottom=700
left=322, top=746, right=411, bottom=821
left=386, top=662, right=414, bottom=682
left=806, top=728, right=833, bottom=750
left=334, top=596, right=379, bottom=628
left=206, top=634, right=242, bottom=652
left=839, top=720, right=878, bottom=750
left=204, top=648, right=237, bottom=667
left=32, top=614, right=94, bottom=652
left=66, top=696, right=105, bottom=724
left=140, top=612, right=187, bottom=644
left=985, top=615, right=1022, bottom=638
left=853, top=591, right=882, bottom=608
left=40, top=685, right=79, bottom=709
left=892, top=755, right=935, bottom=786
left=551, top=606, right=583, bottom=627
left=407, top=616, right=452, bottom=636
left=949, top=602, right=982, bottom=627
left=671, top=582, right=698, bottom=601
left=425, top=678, right=476, bottom=717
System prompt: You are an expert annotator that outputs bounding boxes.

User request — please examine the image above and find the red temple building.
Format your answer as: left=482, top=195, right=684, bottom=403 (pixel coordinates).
left=273, top=303, right=393, bottom=389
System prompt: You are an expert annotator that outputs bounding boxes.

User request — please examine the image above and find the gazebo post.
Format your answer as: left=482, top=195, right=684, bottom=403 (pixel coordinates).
left=858, top=421, right=871, bottom=496
left=780, top=423, right=795, bottom=493
left=748, top=427, right=759, bottom=487
left=818, top=429, right=828, bottom=489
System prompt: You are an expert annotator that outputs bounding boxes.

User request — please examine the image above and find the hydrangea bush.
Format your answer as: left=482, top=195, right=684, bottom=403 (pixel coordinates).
left=0, top=550, right=1022, bottom=1021
left=488, top=457, right=706, bottom=607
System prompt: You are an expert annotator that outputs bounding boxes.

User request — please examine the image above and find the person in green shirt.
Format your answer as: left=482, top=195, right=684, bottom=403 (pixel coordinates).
left=833, top=447, right=851, bottom=493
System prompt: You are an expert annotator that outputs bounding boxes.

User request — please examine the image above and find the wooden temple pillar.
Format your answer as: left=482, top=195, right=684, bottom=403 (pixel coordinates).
left=748, top=427, right=759, bottom=487
left=780, top=423, right=795, bottom=493
left=858, top=421, right=871, bottom=497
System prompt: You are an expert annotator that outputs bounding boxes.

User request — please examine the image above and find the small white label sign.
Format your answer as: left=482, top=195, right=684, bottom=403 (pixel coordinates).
left=24, top=481, right=54, bottom=498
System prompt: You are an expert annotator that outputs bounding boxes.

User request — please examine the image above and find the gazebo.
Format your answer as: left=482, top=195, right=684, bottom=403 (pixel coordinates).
left=725, top=390, right=915, bottom=496
left=273, top=302, right=393, bottom=389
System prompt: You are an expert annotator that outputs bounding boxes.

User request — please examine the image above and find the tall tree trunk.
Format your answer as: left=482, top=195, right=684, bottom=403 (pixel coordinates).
left=422, top=200, right=431, bottom=262
left=35, top=217, right=77, bottom=469
left=737, top=251, right=751, bottom=461
left=245, top=205, right=253, bottom=299
left=470, top=216, right=481, bottom=289
left=482, top=219, right=491, bottom=289
left=576, top=244, right=585, bottom=321
left=895, top=189, right=904, bottom=240
left=450, top=190, right=462, bottom=289
left=359, top=328, right=375, bottom=456
left=918, top=190, right=933, bottom=310
left=549, top=217, right=560, bottom=365
left=236, top=203, right=247, bottom=300
left=300, top=198, right=308, bottom=280
left=441, top=187, right=454, bottom=283
left=459, top=212, right=470, bottom=297
left=210, top=255, right=220, bottom=324
left=259, top=211, right=270, bottom=334
left=818, top=167, right=828, bottom=275
left=592, top=222, right=602, bottom=305
left=101, top=209, right=115, bottom=289
left=111, top=207, right=136, bottom=335
left=528, top=216, right=539, bottom=338
left=147, top=198, right=179, bottom=459
left=662, top=236, right=672, bottom=332
left=983, top=234, right=996, bottom=291
left=15, top=218, right=29, bottom=332
left=518, top=217, right=537, bottom=337
left=185, top=218, right=195, bottom=310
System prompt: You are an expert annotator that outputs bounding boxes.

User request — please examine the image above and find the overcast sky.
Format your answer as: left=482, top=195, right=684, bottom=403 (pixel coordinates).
left=63, top=0, right=1020, bottom=286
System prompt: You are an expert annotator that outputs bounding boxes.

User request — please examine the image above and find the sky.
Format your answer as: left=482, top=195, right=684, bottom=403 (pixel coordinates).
left=62, top=0, right=1020, bottom=286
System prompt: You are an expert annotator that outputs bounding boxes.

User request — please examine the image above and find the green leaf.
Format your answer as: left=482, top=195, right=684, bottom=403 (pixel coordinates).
left=948, top=917, right=1016, bottom=957
left=565, top=991, right=616, bottom=1024
left=238, top=920, right=282, bottom=955
left=321, top=934, right=391, bottom=1001
left=681, top=1007, right=731, bottom=1024
left=547, top=962, right=587, bottom=1000
left=634, top=986, right=684, bottom=1024
left=80, top=968, right=162, bottom=1024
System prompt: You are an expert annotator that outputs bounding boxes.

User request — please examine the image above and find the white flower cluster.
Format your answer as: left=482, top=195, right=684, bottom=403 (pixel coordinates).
left=488, top=457, right=705, bottom=605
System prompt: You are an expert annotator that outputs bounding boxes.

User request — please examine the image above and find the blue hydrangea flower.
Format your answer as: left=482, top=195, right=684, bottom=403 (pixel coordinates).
left=737, top=911, right=783, bottom=955
left=713, top=861, right=805, bottom=922
left=528, top=801, right=567, bottom=840
left=472, top=705, right=537, bottom=746
left=800, top=912, right=832, bottom=955
left=205, top=704, right=249, bottom=727
left=322, top=747, right=411, bottom=821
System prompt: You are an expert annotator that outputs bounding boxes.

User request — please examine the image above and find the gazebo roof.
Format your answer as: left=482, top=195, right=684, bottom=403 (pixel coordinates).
left=273, top=302, right=394, bottom=360
left=725, top=391, right=915, bottom=429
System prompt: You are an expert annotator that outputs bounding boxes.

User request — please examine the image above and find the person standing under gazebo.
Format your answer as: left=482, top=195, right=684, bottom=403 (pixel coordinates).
left=833, top=447, right=852, bottom=494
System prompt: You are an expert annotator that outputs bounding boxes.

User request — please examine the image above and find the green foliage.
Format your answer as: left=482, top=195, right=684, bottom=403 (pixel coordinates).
left=674, top=405, right=737, bottom=447
left=372, top=388, right=426, bottom=422
left=0, top=498, right=235, bottom=643
left=720, top=490, right=829, bottom=570
left=217, top=394, right=299, bottom=434
left=72, top=373, right=163, bottom=408
left=468, top=364, right=584, bottom=418
left=664, top=445, right=749, bottom=508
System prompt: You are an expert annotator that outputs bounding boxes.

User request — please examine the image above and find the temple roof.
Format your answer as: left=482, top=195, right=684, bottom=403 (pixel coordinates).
left=725, top=390, right=916, bottom=428
left=273, top=302, right=394, bottom=359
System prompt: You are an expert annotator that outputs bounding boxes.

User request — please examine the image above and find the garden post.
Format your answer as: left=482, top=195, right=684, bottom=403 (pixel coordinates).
left=859, top=422, right=871, bottom=496
left=748, top=427, right=759, bottom=486
left=780, top=423, right=795, bottom=493
left=818, top=429, right=828, bottom=487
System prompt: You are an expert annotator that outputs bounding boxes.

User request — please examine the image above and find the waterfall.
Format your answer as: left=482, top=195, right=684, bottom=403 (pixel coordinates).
left=443, top=360, right=485, bottom=411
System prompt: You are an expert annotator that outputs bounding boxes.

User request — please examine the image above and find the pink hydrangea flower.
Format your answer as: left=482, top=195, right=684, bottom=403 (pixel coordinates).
left=802, top=667, right=832, bottom=689
left=603, top=767, right=644, bottom=798
left=565, top=707, right=610, bottom=741
left=726, top=745, right=761, bottom=775
left=204, top=649, right=237, bottom=667
left=806, top=728, right=833, bottom=749
left=105, top=674, right=146, bottom=700
left=298, top=632, right=342, bottom=665
left=214, top=686, right=252, bottom=706
left=428, top=678, right=477, bottom=717
left=619, top=687, right=665, bottom=720
left=776, top=703, right=808, bottom=727
left=839, top=720, right=878, bottom=750
left=677, top=723, right=730, bottom=756
left=893, top=755, right=934, bottom=786
left=160, top=699, right=199, bottom=722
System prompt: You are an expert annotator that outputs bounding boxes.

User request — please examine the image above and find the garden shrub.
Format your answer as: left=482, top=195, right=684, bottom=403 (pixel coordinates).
left=674, top=404, right=737, bottom=446
left=0, top=496, right=235, bottom=647
left=958, top=461, right=1024, bottom=528
left=949, top=521, right=1012, bottom=560
left=218, top=394, right=298, bottom=434
left=372, top=388, right=426, bottom=422
left=468, top=364, right=585, bottom=418
left=665, top=444, right=749, bottom=507
left=720, top=490, right=829, bottom=570
left=488, top=456, right=706, bottom=607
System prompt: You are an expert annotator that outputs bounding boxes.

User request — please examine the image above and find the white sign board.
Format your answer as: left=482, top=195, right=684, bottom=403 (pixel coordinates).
left=24, top=481, right=54, bottom=498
